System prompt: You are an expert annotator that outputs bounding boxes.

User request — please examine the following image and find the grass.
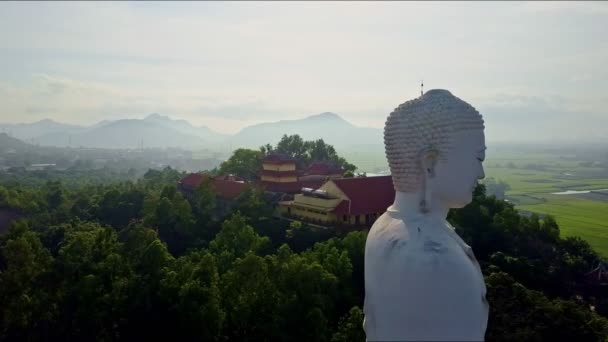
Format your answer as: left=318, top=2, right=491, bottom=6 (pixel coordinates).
left=508, top=194, right=546, bottom=206
left=518, top=195, right=608, bottom=256
left=485, top=166, right=608, bottom=196
left=485, top=151, right=608, bottom=257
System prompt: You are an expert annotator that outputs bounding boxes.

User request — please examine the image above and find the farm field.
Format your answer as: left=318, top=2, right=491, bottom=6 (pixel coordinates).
left=517, top=195, right=608, bottom=256
left=485, top=150, right=608, bottom=257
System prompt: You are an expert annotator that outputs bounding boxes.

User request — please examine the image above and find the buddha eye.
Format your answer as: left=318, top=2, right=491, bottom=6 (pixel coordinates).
left=477, top=157, right=484, bottom=162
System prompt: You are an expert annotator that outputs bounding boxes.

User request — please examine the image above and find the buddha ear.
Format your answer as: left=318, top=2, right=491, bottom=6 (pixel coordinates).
left=419, top=148, right=439, bottom=178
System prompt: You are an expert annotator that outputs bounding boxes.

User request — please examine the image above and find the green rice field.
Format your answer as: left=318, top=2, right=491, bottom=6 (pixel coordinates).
left=486, top=153, right=608, bottom=257
left=517, top=195, right=608, bottom=256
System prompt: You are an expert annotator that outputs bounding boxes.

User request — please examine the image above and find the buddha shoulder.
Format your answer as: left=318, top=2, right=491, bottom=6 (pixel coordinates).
left=366, top=212, right=458, bottom=260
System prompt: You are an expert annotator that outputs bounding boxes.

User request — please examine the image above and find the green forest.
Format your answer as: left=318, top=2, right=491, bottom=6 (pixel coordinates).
left=1, top=163, right=608, bottom=341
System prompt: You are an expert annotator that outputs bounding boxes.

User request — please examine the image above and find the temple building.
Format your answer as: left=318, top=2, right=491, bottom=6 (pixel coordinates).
left=260, top=153, right=298, bottom=183
left=178, top=173, right=249, bottom=200
left=585, top=262, right=608, bottom=286
left=177, top=154, right=389, bottom=227
left=278, top=175, right=395, bottom=227
left=259, top=153, right=344, bottom=194
left=298, top=161, right=344, bottom=182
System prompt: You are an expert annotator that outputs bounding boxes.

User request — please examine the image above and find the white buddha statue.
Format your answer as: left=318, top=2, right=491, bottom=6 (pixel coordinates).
left=363, top=89, right=489, bottom=341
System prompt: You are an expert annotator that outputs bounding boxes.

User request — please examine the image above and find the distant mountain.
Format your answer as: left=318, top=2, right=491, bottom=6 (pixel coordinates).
left=0, top=119, right=85, bottom=143
left=143, top=113, right=227, bottom=143
left=91, top=120, right=112, bottom=128
left=0, top=133, right=31, bottom=152
left=0, top=112, right=383, bottom=150
left=79, top=119, right=211, bottom=148
left=34, top=119, right=209, bottom=149
left=1, top=115, right=227, bottom=149
left=227, top=112, right=383, bottom=149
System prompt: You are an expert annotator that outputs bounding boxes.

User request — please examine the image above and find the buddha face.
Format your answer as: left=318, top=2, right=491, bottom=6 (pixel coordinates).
left=431, top=129, right=486, bottom=209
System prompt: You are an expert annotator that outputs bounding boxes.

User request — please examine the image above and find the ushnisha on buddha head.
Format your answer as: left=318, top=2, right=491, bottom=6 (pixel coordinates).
left=384, top=89, right=486, bottom=213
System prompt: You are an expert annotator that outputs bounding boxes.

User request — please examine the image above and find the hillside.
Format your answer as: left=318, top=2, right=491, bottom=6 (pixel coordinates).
left=0, top=119, right=85, bottom=143
left=9, top=115, right=219, bottom=149
left=227, top=112, right=383, bottom=149
left=0, top=133, right=31, bottom=152
left=1, top=112, right=383, bottom=150
left=53, top=119, right=208, bottom=149
left=143, top=114, right=227, bottom=143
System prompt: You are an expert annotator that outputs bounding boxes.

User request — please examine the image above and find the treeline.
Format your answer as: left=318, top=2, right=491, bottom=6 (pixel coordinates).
left=0, top=168, right=607, bottom=340
left=217, top=134, right=357, bottom=181
left=0, top=167, right=362, bottom=341
left=0, top=167, right=142, bottom=192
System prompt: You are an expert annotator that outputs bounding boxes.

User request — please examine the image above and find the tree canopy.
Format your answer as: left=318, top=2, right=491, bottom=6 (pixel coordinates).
left=218, top=135, right=356, bottom=180
left=272, top=134, right=357, bottom=173
left=0, top=166, right=607, bottom=341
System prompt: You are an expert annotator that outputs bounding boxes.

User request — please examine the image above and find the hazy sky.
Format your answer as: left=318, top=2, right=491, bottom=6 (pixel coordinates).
left=1, top=1, right=607, bottom=142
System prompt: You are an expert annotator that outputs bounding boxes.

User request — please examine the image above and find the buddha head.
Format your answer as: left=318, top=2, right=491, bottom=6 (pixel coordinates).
left=384, top=89, right=486, bottom=211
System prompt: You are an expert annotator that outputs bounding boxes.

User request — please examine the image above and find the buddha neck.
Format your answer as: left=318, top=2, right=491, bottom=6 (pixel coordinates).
left=388, top=191, right=450, bottom=221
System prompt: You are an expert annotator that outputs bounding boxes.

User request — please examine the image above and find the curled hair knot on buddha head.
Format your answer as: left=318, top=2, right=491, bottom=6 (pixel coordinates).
left=384, top=89, right=485, bottom=195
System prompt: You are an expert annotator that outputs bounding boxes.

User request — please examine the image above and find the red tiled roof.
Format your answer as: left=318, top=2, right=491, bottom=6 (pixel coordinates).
left=259, top=179, right=326, bottom=194
left=263, top=153, right=296, bottom=165
left=330, top=176, right=395, bottom=215
left=212, top=179, right=249, bottom=199
left=259, top=181, right=301, bottom=194
left=585, top=263, right=608, bottom=284
left=261, top=169, right=298, bottom=177
left=179, top=173, right=248, bottom=199
left=216, top=174, right=245, bottom=182
left=300, top=179, right=327, bottom=190
left=332, top=200, right=350, bottom=215
left=179, top=173, right=211, bottom=189
left=306, top=162, right=343, bottom=176
left=298, top=174, right=332, bottom=182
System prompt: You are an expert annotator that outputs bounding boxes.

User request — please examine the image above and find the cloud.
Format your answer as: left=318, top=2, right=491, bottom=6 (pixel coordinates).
left=0, top=2, right=606, bottom=141
left=476, top=93, right=608, bottom=144
left=519, top=2, right=608, bottom=15
left=0, top=75, right=150, bottom=123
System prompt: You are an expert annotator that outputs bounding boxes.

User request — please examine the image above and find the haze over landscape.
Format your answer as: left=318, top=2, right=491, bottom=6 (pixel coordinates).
left=0, top=112, right=381, bottom=150
left=1, top=1, right=607, bottom=144
left=2, top=2, right=608, bottom=341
